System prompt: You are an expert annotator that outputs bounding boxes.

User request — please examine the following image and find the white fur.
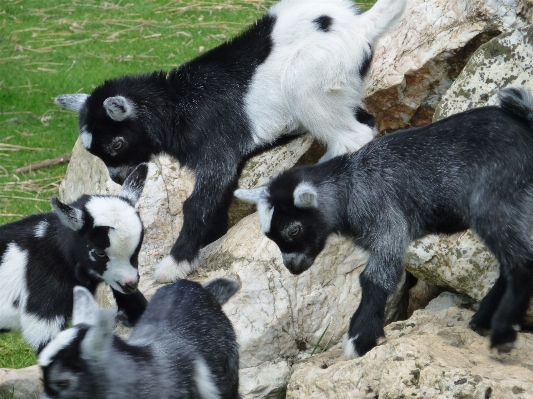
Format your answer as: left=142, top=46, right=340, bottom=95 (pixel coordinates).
left=80, top=125, right=93, bottom=150
left=0, top=243, right=28, bottom=331
left=342, top=333, right=359, bottom=358
left=22, top=314, right=65, bottom=353
left=72, top=286, right=99, bottom=326
left=234, top=187, right=264, bottom=203
left=194, top=357, right=221, bottom=399
left=154, top=256, right=199, bottom=283
left=244, top=0, right=405, bottom=156
left=34, top=221, right=49, bottom=238
left=38, top=328, right=80, bottom=367
left=85, top=196, right=142, bottom=291
left=293, top=182, right=318, bottom=208
left=258, top=201, right=274, bottom=234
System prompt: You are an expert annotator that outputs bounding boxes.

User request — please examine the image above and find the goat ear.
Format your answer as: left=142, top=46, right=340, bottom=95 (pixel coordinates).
left=51, top=197, right=85, bottom=231
left=103, top=95, right=136, bottom=121
left=293, top=182, right=318, bottom=208
left=72, top=286, right=99, bottom=326
left=358, top=0, right=406, bottom=44
left=118, top=163, right=149, bottom=204
left=234, top=187, right=267, bottom=204
left=203, top=278, right=241, bottom=305
left=55, top=94, right=89, bottom=112
left=80, top=309, right=114, bottom=362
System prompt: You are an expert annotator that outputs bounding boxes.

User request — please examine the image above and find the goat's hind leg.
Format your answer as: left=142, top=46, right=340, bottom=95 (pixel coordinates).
left=473, top=219, right=533, bottom=351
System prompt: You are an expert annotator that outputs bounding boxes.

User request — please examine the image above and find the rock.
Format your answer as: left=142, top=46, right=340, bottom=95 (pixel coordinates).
left=407, top=278, right=443, bottom=318
left=364, top=0, right=532, bottom=133
left=286, top=304, right=533, bottom=399
left=0, top=366, right=42, bottom=399
left=193, top=214, right=408, bottom=398
left=433, top=24, right=533, bottom=120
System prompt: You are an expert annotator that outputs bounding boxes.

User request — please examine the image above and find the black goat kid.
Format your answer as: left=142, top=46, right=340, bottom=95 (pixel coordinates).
left=54, top=0, right=406, bottom=282
left=236, top=87, right=533, bottom=357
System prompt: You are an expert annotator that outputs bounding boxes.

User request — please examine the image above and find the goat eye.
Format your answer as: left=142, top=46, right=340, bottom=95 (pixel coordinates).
left=288, top=225, right=302, bottom=237
left=92, top=250, right=107, bottom=258
left=56, top=380, right=70, bottom=389
left=112, top=139, right=124, bottom=151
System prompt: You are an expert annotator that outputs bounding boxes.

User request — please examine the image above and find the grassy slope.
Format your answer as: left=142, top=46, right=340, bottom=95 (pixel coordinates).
left=0, top=0, right=374, bottom=369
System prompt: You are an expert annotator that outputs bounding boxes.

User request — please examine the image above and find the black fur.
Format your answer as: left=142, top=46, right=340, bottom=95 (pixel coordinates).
left=313, top=15, right=333, bottom=32
left=257, top=87, right=533, bottom=356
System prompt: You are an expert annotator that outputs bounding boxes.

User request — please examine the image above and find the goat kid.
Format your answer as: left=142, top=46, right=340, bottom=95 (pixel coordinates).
left=39, top=279, right=241, bottom=399
left=235, top=87, right=533, bottom=357
left=54, top=0, right=406, bottom=283
left=0, top=164, right=149, bottom=352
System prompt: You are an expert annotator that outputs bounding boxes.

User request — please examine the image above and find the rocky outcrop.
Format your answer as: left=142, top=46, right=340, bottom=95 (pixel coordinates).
left=364, top=0, right=532, bottom=133
left=0, top=366, right=42, bottom=399
left=286, top=295, right=533, bottom=399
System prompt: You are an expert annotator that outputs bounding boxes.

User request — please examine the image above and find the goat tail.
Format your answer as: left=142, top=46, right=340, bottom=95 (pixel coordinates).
left=498, top=87, right=533, bottom=124
left=203, top=278, right=241, bottom=305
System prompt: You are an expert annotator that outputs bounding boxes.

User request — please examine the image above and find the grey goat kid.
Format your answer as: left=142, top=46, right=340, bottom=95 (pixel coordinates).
left=235, top=87, right=533, bottom=358
left=39, top=279, right=241, bottom=399
left=0, top=163, right=149, bottom=352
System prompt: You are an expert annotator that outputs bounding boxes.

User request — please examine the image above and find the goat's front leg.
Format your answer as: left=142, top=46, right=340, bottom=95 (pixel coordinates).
left=343, top=248, right=406, bottom=358
left=112, top=288, right=148, bottom=327
left=154, top=165, right=238, bottom=283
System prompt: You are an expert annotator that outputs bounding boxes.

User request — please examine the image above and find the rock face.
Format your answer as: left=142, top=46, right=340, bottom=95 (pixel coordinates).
left=195, top=214, right=408, bottom=398
left=0, top=366, right=42, bottom=399
left=364, top=0, right=532, bottom=133
left=286, top=296, right=533, bottom=399
left=433, top=24, right=533, bottom=120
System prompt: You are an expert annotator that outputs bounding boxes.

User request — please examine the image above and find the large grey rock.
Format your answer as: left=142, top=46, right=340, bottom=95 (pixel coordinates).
left=364, top=0, right=532, bottom=133
left=0, top=366, right=42, bottom=399
left=286, top=302, right=533, bottom=399
left=433, top=24, right=533, bottom=120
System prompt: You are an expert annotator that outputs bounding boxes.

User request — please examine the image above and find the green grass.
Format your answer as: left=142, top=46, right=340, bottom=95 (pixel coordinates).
left=0, top=0, right=376, bottom=370
left=0, top=332, right=37, bottom=369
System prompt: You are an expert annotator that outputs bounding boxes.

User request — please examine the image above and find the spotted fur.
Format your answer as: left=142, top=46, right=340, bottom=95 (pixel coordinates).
left=0, top=164, right=149, bottom=352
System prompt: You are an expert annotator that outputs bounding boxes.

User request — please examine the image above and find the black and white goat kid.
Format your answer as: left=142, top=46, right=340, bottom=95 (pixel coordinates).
left=39, top=279, right=241, bottom=399
left=54, top=0, right=406, bottom=283
left=0, top=164, right=149, bottom=352
left=236, top=87, right=533, bottom=357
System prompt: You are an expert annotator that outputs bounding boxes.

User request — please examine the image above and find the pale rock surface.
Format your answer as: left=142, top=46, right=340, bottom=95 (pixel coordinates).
left=433, top=24, right=533, bottom=120
left=364, top=0, right=532, bottom=133
left=193, top=214, right=408, bottom=398
left=407, top=278, right=443, bottom=318
left=286, top=301, right=533, bottom=399
left=0, top=366, right=42, bottom=399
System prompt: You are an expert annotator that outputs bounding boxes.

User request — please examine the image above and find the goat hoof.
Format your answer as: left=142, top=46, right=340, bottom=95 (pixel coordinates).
left=154, top=256, right=198, bottom=283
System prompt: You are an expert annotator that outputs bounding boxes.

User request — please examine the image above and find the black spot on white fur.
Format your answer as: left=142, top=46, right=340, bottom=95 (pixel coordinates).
left=313, top=15, right=333, bottom=32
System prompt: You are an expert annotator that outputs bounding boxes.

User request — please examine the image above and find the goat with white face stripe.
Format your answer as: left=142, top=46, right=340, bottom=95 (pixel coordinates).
left=0, top=164, right=149, bottom=352
left=54, top=0, right=406, bottom=283
left=39, top=279, right=241, bottom=399
left=236, top=87, right=533, bottom=358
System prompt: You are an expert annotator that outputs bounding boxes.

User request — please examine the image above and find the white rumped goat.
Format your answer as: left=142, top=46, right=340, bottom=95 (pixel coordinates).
left=53, top=0, right=406, bottom=283
left=235, top=87, right=533, bottom=357
left=39, top=279, right=241, bottom=399
left=0, top=164, right=149, bottom=352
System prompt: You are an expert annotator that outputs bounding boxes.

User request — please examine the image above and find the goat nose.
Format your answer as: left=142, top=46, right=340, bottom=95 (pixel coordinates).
left=120, top=280, right=138, bottom=294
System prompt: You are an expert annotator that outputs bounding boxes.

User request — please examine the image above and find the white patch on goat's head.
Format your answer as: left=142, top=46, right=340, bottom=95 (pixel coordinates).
left=21, top=314, right=65, bottom=352
left=194, top=357, right=221, bottom=399
left=293, top=182, right=318, bottom=208
left=85, top=196, right=142, bottom=293
left=0, top=243, right=28, bottom=332
left=80, top=125, right=93, bottom=150
left=258, top=200, right=274, bottom=234
left=35, top=221, right=49, bottom=238
left=38, top=327, right=80, bottom=367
